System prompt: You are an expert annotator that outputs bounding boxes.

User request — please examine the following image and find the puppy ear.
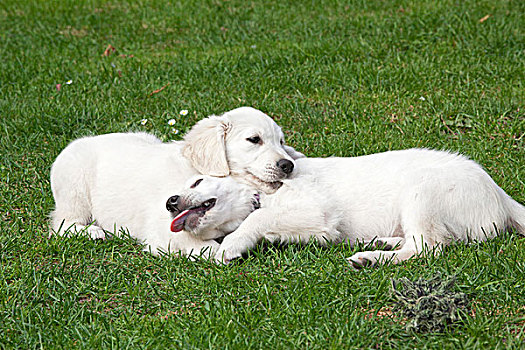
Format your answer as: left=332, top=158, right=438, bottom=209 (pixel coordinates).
left=183, top=116, right=231, bottom=176
left=283, top=145, right=305, bottom=160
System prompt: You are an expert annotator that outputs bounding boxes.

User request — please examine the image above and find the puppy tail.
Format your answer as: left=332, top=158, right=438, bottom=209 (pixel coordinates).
left=506, top=196, right=525, bottom=235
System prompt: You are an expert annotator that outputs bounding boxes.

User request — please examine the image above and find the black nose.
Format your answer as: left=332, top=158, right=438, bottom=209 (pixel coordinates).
left=277, top=159, right=294, bottom=174
left=166, top=195, right=180, bottom=212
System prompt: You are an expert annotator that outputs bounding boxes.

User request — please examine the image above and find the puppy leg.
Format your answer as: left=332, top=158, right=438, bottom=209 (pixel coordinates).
left=50, top=188, right=105, bottom=239
left=348, top=192, right=446, bottom=268
left=347, top=239, right=433, bottom=269
left=50, top=216, right=107, bottom=240
left=50, top=172, right=105, bottom=238
left=50, top=143, right=104, bottom=238
left=215, top=206, right=335, bottom=264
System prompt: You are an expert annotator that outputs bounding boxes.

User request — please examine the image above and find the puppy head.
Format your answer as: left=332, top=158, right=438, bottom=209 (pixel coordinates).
left=183, top=107, right=304, bottom=193
left=166, top=175, right=259, bottom=240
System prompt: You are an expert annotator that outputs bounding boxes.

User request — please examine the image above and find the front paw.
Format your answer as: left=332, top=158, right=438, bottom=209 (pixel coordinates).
left=182, top=241, right=219, bottom=260
left=347, top=252, right=377, bottom=269
left=87, top=226, right=108, bottom=240
left=214, top=245, right=242, bottom=265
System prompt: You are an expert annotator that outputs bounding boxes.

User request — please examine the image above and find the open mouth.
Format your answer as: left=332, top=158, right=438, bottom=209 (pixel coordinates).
left=170, top=198, right=217, bottom=232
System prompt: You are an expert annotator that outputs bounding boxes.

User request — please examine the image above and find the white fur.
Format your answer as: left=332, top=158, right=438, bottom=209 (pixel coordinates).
left=215, top=149, right=525, bottom=266
left=173, top=175, right=258, bottom=239
left=183, top=107, right=302, bottom=193
left=49, top=107, right=302, bottom=256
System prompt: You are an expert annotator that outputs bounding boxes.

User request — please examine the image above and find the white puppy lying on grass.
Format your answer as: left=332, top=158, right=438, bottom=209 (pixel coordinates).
left=174, top=149, right=525, bottom=267
left=49, top=107, right=302, bottom=256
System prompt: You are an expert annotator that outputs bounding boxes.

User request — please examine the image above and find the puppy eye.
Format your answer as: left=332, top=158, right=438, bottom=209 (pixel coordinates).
left=190, top=179, right=203, bottom=188
left=246, top=136, right=261, bottom=145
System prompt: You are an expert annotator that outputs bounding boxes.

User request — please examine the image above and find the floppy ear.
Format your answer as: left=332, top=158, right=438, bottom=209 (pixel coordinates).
left=283, top=145, right=306, bottom=160
left=182, top=116, right=231, bottom=177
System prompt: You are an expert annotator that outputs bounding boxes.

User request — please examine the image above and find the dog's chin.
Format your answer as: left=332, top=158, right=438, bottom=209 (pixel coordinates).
left=258, top=180, right=282, bottom=194
left=242, top=171, right=283, bottom=194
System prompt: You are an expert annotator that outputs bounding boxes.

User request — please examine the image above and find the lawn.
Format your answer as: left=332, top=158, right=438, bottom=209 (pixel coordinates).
left=1, top=0, right=524, bottom=348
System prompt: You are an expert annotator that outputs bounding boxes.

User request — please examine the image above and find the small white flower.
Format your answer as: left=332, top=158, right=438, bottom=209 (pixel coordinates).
left=179, top=109, right=188, bottom=116
left=172, top=128, right=179, bottom=134
left=140, top=118, right=148, bottom=125
left=168, top=119, right=176, bottom=126
left=250, top=44, right=257, bottom=49
left=419, top=96, right=426, bottom=101
left=111, top=63, right=116, bottom=68
left=66, top=80, right=73, bottom=85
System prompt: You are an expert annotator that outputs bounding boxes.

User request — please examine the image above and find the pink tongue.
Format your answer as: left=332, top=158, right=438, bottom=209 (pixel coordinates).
left=170, top=209, right=190, bottom=232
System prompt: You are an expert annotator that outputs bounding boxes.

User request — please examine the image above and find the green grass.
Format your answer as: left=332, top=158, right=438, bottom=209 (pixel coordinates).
left=1, top=0, right=524, bottom=348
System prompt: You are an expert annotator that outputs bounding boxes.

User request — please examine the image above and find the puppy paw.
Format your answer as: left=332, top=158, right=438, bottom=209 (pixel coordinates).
left=346, top=250, right=386, bottom=269
left=347, top=252, right=377, bottom=269
left=348, top=250, right=401, bottom=269
left=372, top=237, right=404, bottom=251
left=373, top=239, right=393, bottom=251
left=214, top=247, right=242, bottom=265
left=186, top=241, right=220, bottom=260
left=87, top=227, right=108, bottom=240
